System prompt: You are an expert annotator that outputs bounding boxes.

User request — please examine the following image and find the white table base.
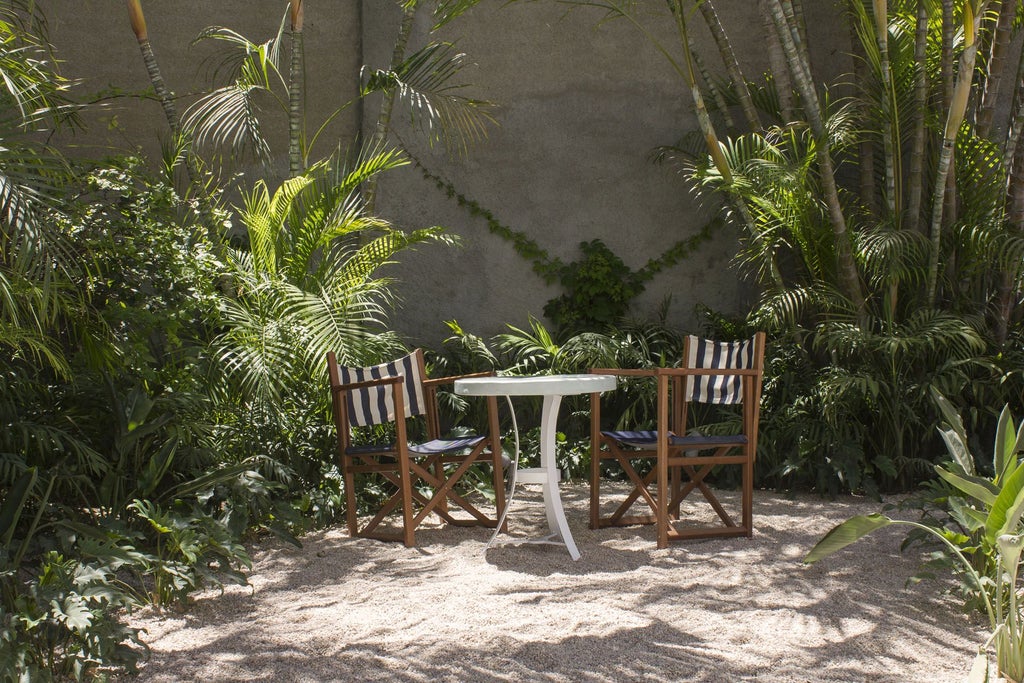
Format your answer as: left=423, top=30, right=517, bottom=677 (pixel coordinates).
left=487, top=394, right=580, bottom=560
left=455, top=374, right=616, bottom=561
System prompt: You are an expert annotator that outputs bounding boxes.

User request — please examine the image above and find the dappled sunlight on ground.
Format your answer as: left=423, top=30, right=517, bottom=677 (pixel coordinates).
left=119, top=485, right=982, bottom=682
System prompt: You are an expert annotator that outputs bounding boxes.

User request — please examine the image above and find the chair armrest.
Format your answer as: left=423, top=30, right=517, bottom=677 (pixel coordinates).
left=656, top=368, right=761, bottom=377
left=421, top=370, right=494, bottom=388
left=331, top=375, right=405, bottom=394
left=589, top=368, right=658, bottom=377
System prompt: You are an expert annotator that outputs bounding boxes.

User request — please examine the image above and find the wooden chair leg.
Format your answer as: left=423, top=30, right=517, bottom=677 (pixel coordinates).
left=488, top=395, right=507, bottom=532
left=342, top=458, right=359, bottom=538
left=742, top=453, right=754, bottom=536
left=590, top=393, right=602, bottom=530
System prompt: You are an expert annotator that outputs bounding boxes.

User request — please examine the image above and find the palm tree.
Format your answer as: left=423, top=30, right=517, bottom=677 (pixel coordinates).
left=213, top=147, right=455, bottom=405
left=361, top=0, right=496, bottom=213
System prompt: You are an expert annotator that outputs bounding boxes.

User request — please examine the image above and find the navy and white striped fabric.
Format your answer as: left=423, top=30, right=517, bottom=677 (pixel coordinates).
left=338, top=352, right=427, bottom=427
left=684, top=335, right=756, bottom=405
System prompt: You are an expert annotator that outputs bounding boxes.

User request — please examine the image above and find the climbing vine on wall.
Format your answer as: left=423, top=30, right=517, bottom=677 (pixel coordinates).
left=413, top=156, right=712, bottom=335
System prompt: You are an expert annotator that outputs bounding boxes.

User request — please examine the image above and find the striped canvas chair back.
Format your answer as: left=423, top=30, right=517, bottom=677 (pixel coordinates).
left=683, top=335, right=757, bottom=404
left=338, top=352, right=428, bottom=427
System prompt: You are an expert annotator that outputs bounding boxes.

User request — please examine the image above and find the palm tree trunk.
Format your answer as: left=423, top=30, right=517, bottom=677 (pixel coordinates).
left=976, top=0, right=1013, bottom=139
left=850, top=16, right=878, bottom=217
left=904, top=0, right=929, bottom=232
left=758, top=0, right=793, bottom=123
left=993, top=38, right=1024, bottom=344
left=289, top=0, right=305, bottom=177
left=668, top=0, right=783, bottom=291
left=766, top=0, right=865, bottom=313
left=927, top=2, right=987, bottom=305
left=363, top=4, right=418, bottom=215
left=126, top=0, right=178, bottom=133
left=695, top=0, right=760, bottom=131
left=691, top=47, right=734, bottom=130
left=873, top=0, right=899, bottom=221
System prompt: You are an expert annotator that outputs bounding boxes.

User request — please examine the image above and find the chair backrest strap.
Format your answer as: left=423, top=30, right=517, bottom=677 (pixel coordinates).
left=339, top=351, right=427, bottom=427
left=684, top=335, right=757, bottom=405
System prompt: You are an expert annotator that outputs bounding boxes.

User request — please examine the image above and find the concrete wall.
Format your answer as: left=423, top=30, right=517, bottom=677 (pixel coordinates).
left=47, top=1, right=363, bottom=178
left=364, top=1, right=851, bottom=346
left=44, top=1, right=851, bottom=348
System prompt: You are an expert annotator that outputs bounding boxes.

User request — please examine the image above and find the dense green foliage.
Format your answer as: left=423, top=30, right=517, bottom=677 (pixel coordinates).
left=2, top=0, right=1024, bottom=679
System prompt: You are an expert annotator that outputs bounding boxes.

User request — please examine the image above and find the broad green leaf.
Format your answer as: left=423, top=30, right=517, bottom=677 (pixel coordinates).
left=938, top=426, right=974, bottom=477
left=931, top=387, right=969, bottom=451
left=985, top=460, right=1024, bottom=543
left=167, top=462, right=256, bottom=500
left=803, top=514, right=892, bottom=564
left=935, top=465, right=999, bottom=507
left=994, top=405, right=1016, bottom=482
left=948, top=496, right=987, bottom=532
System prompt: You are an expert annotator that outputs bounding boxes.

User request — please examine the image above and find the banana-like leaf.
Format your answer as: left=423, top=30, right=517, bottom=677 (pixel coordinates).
left=935, top=465, right=999, bottom=506
left=938, top=426, right=975, bottom=477
left=985, top=459, right=1024, bottom=544
left=803, top=513, right=892, bottom=564
left=994, top=405, right=1022, bottom=483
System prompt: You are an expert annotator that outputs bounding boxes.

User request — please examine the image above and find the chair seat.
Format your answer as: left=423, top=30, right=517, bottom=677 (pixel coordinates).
left=346, top=435, right=485, bottom=457
left=602, top=430, right=748, bottom=449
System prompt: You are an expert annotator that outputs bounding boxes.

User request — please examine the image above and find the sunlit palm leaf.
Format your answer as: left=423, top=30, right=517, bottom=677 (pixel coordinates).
left=363, top=41, right=495, bottom=155
left=184, top=20, right=288, bottom=166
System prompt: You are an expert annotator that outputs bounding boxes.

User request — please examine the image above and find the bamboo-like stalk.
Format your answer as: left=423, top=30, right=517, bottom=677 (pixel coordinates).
left=758, top=0, right=793, bottom=122
left=289, top=0, right=305, bottom=177
left=126, top=0, right=179, bottom=133
left=849, top=13, right=878, bottom=217
left=695, top=0, right=760, bottom=131
left=363, top=3, right=418, bottom=214
left=873, top=0, right=899, bottom=221
left=926, top=1, right=987, bottom=304
left=766, top=0, right=866, bottom=313
left=665, top=0, right=783, bottom=290
left=941, top=0, right=954, bottom=108
left=691, top=47, right=734, bottom=130
left=993, top=40, right=1024, bottom=344
left=904, top=0, right=929, bottom=232
left=667, top=1, right=731, bottom=181
left=976, top=0, right=1013, bottom=139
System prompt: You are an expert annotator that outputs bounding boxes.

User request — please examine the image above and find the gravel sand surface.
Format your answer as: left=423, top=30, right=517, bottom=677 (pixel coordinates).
left=121, top=484, right=983, bottom=682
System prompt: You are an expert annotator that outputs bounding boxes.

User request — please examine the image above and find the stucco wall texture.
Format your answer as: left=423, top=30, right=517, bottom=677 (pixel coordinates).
left=46, top=1, right=850, bottom=347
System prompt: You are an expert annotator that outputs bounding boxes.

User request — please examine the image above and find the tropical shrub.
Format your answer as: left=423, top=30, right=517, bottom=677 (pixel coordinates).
left=570, top=0, right=1024, bottom=493
left=805, top=398, right=1024, bottom=682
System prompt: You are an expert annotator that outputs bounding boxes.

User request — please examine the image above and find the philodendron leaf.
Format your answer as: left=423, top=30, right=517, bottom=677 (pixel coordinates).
left=935, top=465, right=999, bottom=507
left=803, top=514, right=892, bottom=564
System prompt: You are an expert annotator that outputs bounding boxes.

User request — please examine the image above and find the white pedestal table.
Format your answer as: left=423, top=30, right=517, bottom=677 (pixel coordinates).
left=454, top=374, right=616, bottom=560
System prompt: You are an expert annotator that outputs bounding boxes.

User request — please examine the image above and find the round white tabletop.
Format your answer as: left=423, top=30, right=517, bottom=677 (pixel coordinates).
left=454, top=373, right=616, bottom=397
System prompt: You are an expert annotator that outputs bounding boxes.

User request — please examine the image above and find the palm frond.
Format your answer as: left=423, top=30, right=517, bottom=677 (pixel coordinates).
left=859, top=225, right=931, bottom=290
left=363, top=41, right=496, bottom=155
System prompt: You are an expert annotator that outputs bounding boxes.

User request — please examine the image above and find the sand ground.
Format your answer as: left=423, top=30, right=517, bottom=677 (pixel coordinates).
left=119, top=484, right=983, bottom=682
